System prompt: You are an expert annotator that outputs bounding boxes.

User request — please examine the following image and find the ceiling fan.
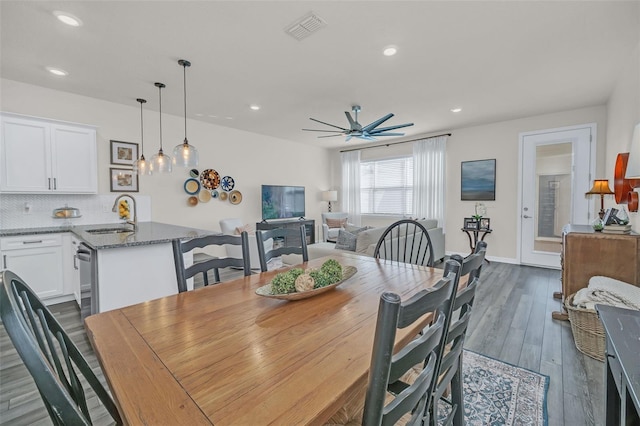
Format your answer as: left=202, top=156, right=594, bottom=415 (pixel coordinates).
left=302, top=105, right=414, bottom=142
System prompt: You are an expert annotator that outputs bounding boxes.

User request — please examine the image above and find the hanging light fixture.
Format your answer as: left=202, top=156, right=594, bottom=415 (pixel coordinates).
left=172, top=59, right=199, bottom=168
left=151, top=82, right=172, bottom=173
left=133, top=98, right=151, bottom=175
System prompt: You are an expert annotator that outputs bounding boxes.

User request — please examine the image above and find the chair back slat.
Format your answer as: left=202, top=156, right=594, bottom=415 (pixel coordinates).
left=374, top=219, right=435, bottom=267
left=173, top=232, right=251, bottom=292
left=362, top=259, right=461, bottom=426
left=0, top=270, right=122, bottom=425
left=256, top=225, right=309, bottom=272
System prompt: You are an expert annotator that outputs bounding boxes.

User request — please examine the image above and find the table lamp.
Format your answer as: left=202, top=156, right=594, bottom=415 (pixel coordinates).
left=322, top=190, right=338, bottom=212
left=585, top=179, right=614, bottom=219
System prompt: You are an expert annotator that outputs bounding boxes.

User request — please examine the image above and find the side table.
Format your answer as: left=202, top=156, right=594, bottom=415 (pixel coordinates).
left=461, top=227, right=492, bottom=263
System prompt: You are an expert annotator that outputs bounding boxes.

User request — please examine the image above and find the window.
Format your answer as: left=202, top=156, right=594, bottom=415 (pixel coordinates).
left=360, top=156, right=413, bottom=215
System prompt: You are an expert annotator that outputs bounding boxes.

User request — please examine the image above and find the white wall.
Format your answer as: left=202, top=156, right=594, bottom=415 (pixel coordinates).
left=329, top=105, right=607, bottom=262
left=0, top=79, right=331, bottom=236
left=605, top=42, right=640, bottom=232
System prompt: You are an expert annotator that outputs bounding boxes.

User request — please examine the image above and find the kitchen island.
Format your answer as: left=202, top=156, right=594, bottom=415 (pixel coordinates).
left=1, top=222, right=214, bottom=314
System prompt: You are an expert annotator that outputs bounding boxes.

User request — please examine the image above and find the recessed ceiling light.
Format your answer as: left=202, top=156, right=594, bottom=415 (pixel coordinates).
left=46, top=67, right=68, bottom=76
left=450, top=108, right=462, bottom=113
left=208, top=114, right=218, bottom=118
left=224, top=117, right=234, bottom=120
left=53, top=11, right=82, bottom=27
left=250, top=105, right=261, bottom=111
left=195, top=113, right=204, bottom=117
left=383, top=46, right=397, bottom=56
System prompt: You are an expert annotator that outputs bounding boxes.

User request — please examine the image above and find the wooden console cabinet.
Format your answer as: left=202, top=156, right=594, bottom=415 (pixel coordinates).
left=256, top=219, right=315, bottom=245
left=553, top=224, right=640, bottom=319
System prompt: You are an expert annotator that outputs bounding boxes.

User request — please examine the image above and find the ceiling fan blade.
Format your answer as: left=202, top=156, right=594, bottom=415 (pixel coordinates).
left=318, top=134, right=344, bottom=139
left=309, top=118, right=348, bottom=131
left=362, top=113, right=394, bottom=133
left=357, top=134, right=377, bottom=141
left=344, top=111, right=358, bottom=129
left=367, top=132, right=405, bottom=137
left=302, top=128, right=346, bottom=133
left=345, top=135, right=353, bottom=142
left=368, top=123, right=414, bottom=134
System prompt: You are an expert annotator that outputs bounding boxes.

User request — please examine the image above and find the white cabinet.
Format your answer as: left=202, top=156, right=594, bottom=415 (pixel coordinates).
left=1, top=234, right=65, bottom=300
left=0, top=113, right=97, bottom=193
left=66, top=234, right=82, bottom=306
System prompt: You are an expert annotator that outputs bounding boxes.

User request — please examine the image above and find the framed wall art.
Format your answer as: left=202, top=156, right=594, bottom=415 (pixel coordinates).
left=110, top=168, right=138, bottom=192
left=110, top=140, right=138, bottom=166
left=461, top=159, right=496, bottom=201
left=479, top=218, right=491, bottom=230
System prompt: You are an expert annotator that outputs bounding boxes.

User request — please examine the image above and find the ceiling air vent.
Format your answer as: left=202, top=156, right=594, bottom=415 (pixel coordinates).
left=285, top=12, right=327, bottom=41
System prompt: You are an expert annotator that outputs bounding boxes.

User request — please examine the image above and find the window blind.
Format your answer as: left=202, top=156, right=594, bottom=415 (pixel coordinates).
left=360, top=156, right=413, bottom=215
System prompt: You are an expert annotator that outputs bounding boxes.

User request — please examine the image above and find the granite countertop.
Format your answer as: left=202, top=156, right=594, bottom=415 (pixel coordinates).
left=0, top=222, right=216, bottom=250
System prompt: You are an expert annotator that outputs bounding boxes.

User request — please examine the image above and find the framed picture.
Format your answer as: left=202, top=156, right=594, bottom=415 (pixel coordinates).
left=110, top=168, right=138, bottom=192
left=463, top=217, right=478, bottom=230
left=461, top=159, right=496, bottom=201
left=110, top=140, right=138, bottom=166
left=479, top=218, right=491, bottom=230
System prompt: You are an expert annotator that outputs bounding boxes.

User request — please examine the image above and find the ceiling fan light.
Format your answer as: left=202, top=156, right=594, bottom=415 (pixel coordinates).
left=172, top=141, right=199, bottom=168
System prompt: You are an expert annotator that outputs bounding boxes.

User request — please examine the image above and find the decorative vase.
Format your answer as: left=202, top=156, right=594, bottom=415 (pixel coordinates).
left=591, top=218, right=604, bottom=232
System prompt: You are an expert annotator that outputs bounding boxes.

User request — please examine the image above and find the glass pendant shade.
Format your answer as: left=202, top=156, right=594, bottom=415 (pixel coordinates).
left=172, top=140, right=199, bottom=168
left=152, top=82, right=172, bottom=173
left=151, top=148, right=172, bottom=173
left=172, top=59, right=198, bottom=168
left=133, top=98, right=152, bottom=175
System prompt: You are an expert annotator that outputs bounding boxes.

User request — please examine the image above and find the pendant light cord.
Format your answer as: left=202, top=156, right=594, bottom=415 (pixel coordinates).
left=139, top=100, right=144, bottom=155
left=183, top=63, right=188, bottom=142
left=158, top=84, right=163, bottom=151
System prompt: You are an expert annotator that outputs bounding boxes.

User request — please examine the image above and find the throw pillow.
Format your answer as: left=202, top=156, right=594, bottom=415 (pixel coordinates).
left=345, top=224, right=372, bottom=234
left=235, top=223, right=255, bottom=235
left=326, top=218, right=347, bottom=229
left=334, top=230, right=357, bottom=251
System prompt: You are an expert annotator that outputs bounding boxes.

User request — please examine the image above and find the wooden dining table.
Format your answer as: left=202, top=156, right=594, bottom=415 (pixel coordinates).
left=85, top=252, right=444, bottom=425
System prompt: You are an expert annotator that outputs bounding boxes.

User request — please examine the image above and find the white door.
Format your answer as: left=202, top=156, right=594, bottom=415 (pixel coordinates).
left=519, top=125, right=595, bottom=268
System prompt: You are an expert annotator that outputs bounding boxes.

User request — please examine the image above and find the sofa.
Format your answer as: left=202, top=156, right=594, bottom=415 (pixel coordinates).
left=308, top=219, right=446, bottom=264
left=219, top=218, right=273, bottom=270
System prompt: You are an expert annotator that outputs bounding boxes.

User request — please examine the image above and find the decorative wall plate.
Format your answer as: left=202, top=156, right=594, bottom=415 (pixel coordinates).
left=255, top=266, right=357, bottom=300
left=184, top=178, right=200, bottom=194
left=199, top=189, right=211, bottom=203
left=211, top=190, right=219, bottom=199
left=221, top=176, right=235, bottom=191
left=229, top=190, right=242, bottom=205
left=199, top=169, right=220, bottom=189
left=187, top=196, right=198, bottom=206
left=189, top=168, right=199, bottom=178
left=219, top=192, right=228, bottom=201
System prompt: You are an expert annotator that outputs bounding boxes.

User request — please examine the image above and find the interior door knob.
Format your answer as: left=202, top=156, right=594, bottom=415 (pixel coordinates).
left=523, top=215, right=532, bottom=218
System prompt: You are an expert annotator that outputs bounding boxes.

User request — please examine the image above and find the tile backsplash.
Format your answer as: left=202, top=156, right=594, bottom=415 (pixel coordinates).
left=0, top=194, right=151, bottom=229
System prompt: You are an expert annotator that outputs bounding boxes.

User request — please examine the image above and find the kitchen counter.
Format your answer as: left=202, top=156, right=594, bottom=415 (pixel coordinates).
left=0, top=222, right=215, bottom=249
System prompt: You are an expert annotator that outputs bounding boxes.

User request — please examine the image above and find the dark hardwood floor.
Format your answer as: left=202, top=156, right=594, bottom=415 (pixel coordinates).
left=0, top=262, right=603, bottom=425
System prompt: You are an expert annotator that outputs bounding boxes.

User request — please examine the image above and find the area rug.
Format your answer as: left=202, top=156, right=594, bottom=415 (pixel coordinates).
left=439, top=350, right=549, bottom=426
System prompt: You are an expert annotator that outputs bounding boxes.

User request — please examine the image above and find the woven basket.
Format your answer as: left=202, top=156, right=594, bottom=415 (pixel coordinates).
left=564, top=294, right=605, bottom=361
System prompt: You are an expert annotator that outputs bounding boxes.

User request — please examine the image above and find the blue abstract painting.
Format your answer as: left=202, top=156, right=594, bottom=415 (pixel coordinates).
left=461, top=159, right=496, bottom=201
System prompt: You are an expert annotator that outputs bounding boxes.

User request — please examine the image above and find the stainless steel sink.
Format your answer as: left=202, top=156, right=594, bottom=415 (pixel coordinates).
left=86, top=228, right=134, bottom=235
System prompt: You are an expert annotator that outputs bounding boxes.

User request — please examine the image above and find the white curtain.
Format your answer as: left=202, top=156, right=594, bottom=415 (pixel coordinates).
left=341, top=150, right=362, bottom=226
left=413, top=135, right=447, bottom=232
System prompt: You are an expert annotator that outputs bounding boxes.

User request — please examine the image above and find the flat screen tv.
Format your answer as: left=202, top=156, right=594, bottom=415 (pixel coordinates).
left=262, top=185, right=305, bottom=220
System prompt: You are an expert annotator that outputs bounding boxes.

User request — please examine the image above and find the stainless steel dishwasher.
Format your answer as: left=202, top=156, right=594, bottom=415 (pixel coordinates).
left=76, top=243, right=97, bottom=319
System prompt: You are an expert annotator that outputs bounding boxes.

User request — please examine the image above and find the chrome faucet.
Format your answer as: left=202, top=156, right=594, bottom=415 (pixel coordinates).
left=112, top=194, right=137, bottom=231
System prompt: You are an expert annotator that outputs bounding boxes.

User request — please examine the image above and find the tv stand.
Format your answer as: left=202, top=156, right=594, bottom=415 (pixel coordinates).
left=256, top=219, right=315, bottom=244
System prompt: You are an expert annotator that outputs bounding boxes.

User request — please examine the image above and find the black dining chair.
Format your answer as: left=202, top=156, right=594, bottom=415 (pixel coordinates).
left=373, top=219, right=436, bottom=267
left=429, top=241, right=487, bottom=426
left=172, top=232, right=251, bottom=293
left=0, top=270, right=122, bottom=425
left=255, top=225, right=308, bottom=272
left=359, top=258, right=461, bottom=426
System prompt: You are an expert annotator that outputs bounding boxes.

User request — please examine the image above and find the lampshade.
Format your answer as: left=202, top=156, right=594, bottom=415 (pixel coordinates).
left=151, top=82, right=172, bottom=173
left=133, top=98, right=152, bottom=176
left=585, top=179, right=614, bottom=195
left=625, top=123, right=640, bottom=179
left=172, top=59, right=199, bottom=168
left=322, top=190, right=338, bottom=202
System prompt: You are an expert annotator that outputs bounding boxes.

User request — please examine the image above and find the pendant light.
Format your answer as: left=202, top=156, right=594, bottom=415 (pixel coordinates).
left=172, top=59, right=199, bottom=168
left=133, top=98, right=152, bottom=175
left=151, top=82, right=172, bottom=173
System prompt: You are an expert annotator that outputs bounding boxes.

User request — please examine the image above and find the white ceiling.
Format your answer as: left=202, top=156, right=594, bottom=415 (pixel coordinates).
left=1, top=1, right=639, bottom=149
